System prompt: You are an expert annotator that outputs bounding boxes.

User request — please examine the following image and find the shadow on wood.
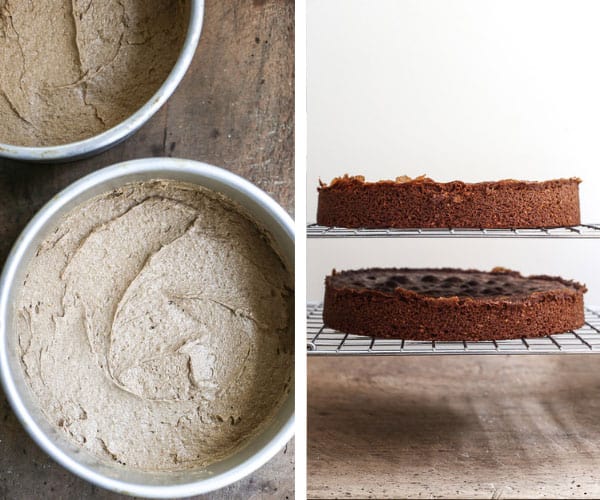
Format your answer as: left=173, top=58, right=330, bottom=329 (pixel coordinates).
left=308, top=356, right=600, bottom=499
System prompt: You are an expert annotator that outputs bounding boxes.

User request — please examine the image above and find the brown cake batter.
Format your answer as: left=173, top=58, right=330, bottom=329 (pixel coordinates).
left=0, top=0, right=187, bottom=147
left=16, top=180, right=293, bottom=470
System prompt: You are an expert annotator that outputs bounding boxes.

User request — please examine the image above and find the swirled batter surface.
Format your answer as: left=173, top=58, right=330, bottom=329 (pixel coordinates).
left=0, top=0, right=187, bottom=146
left=17, top=180, right=293, bottom=470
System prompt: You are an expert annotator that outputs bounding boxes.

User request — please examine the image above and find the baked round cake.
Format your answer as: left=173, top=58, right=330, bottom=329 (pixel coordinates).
left=316, top=175, right=581, bottom=229
left=323, top=267, right=586, bottom=341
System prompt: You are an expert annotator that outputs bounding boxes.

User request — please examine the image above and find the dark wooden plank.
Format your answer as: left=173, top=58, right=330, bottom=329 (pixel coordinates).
left=0, top=0, right=294, bottom=498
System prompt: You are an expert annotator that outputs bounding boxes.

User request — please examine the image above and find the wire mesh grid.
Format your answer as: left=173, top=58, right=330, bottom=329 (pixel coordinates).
left=307, top=302, right=600, bottom=355
left=307, top=224, right=600, bottom=238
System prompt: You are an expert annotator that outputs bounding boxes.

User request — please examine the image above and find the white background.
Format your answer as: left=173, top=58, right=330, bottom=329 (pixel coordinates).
left=307, top=0, right=600, bottom=304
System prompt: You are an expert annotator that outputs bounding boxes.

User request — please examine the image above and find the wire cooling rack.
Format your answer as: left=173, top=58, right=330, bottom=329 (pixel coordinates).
left=307, top=224, right=600, bottom=238
left=307, top=302, right=600, bottom=355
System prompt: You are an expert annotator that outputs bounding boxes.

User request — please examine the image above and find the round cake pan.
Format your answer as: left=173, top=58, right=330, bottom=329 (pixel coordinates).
left=0, top=1, right=204, bottom=163
left=0, top=158, right=295, bottom=497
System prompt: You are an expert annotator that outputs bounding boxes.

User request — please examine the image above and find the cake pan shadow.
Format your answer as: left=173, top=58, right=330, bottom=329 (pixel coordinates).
left=0, top=158, right=295, bottom=497
left=0, top=1, right=204, bottom=163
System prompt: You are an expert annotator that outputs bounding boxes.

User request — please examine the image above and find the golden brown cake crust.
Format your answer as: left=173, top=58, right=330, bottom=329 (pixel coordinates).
left=316, top=175, right=581, bottom=229
left=323, top=267, right=587, bottom=341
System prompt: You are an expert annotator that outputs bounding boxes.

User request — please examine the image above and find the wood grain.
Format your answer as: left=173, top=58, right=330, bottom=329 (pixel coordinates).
left=308, top=355, right=600, bottom=499
left=0, top=0, right=294, bottom=498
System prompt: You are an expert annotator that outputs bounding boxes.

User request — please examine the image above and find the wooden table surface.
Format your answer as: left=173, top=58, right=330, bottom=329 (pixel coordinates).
left=0, top=1, right=294, bottom=498
left=308, top=355, right=600, bottom=499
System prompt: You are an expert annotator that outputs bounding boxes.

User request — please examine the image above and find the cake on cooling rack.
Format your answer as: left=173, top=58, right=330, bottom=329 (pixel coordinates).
left=316, top=175, right=581, bottom=229
left=323, top=267, right=586, bottom=341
